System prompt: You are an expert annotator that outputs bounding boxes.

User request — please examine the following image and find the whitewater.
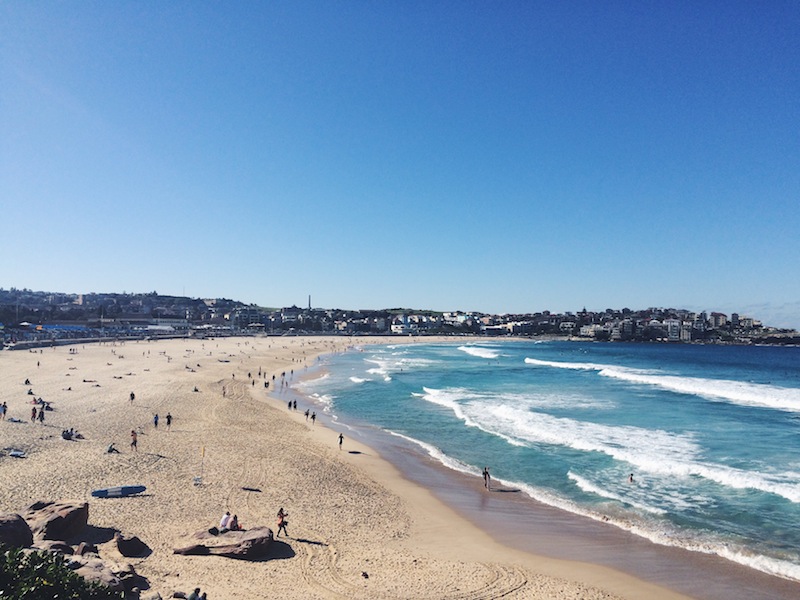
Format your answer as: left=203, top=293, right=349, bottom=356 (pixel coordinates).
left=294, top=340, right=800, bottom=583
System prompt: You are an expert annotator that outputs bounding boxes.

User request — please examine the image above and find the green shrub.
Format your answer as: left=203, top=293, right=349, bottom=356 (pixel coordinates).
left=0, top=545, right=124, bottom=599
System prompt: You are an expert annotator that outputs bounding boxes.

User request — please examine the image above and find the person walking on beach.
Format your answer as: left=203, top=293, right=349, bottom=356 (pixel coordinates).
left=130, top=430, right=138, bottom=452
left=311, top=411, right=316, bottom=425
left=130, top=391, right=135, bottom=404
left=37, top=407, right=45, bottom=424
left=166, top=412, right=172, bottom=431
left=153, top=413, right=159, bottom=429
left=276, top=508, right=289, bottom=537
left=338, top=433, right=344, bottom=450
left=0, top=401, right=7, bottom=420
left=483, top=466, right=491, bottom=490
left=31, top=406, right=37, bottom=423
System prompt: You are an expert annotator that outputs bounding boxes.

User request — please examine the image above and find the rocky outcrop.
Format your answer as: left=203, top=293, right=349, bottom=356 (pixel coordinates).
left=34, top=539, right=74, bottom=554
left=4, top=499, right=148, bottom=594
left=23, top=500, right=89, bottom=541
left=75, top=541, right=99, bottom=556
left=0, top=513, right=34, bottom=548
left=67, top=556, right=138, bottom=592
left=173, top=526, right=273, bottom=559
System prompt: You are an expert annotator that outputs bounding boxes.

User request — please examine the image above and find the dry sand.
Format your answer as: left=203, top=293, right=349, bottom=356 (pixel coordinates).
left=0, top=336, right=695, bottom=599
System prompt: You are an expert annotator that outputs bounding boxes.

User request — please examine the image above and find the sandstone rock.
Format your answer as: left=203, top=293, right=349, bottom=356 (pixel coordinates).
left=115, top=532, right=149, bottom=557
left=0, top=513, right=33, bottom=548
left=173, top=526, right=273, bottom=559
left=34, top=539, right=73, bottom=554
left=69, top=556, right=140, bottom=592
left=68, top=557, right=123, bottom=591
left=24, top=500, right=88, bottom=541
left=75, top=541, right=99, bottom=555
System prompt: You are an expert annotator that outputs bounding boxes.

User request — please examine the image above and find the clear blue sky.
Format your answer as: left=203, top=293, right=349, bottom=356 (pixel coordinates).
left=2, top=2, right=799, bottom=327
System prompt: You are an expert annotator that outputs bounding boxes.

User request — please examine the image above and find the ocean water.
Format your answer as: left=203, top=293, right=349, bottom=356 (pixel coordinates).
left=294, top=340, right=800, bottom=582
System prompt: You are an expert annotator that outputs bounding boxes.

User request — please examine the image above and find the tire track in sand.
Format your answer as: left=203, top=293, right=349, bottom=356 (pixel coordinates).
left=298, top=541, right=529, bottom=599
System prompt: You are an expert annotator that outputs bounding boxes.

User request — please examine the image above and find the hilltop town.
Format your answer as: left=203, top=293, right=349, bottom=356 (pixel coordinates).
left=0, top=287, right=797, bottom=347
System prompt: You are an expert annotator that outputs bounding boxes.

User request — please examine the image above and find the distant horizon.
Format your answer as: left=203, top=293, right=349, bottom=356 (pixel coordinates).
left=2, top=4, right=798, bottom=330
left=2, top=285, right=797, bottom=331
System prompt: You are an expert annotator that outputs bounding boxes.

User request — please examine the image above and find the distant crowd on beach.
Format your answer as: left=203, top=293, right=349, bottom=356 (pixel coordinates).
left=3, top=372, right=180, bottom=458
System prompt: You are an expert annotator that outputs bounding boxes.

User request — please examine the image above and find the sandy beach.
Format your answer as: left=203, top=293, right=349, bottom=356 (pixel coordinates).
left=0, top=335, right=766, bottom=599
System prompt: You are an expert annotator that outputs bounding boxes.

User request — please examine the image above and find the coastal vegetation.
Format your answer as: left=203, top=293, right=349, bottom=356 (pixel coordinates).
left=0, top=545, right=123, bottom=599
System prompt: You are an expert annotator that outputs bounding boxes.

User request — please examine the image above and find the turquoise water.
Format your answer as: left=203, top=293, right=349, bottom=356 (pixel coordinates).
left=295, top=340, right=800, bottom=581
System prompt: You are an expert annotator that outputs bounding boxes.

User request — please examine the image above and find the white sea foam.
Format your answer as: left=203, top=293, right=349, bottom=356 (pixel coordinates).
left=387, top=430, right=481, bottom=477
left=525, top=358, right=609, bottom=370
left=568, top=471, right=667, bottom=515
left=495, top=402, right=800, bottom=503
left=292, top=372, right=330, bottom=391
left=602, top=370, right=800, bottom=414
left=349, top=376, right=371, bottom=384
left=422, top=389, right=800, bottom=504
left=364, top=355, right=437, bottom=379
left=525, top=357, right=800, bottom=413
left=385, top=424, right=800, bottom=582
left=457, top=345, right=500, bottom=359
left=676, top=462, right=800, bottom=504
left=418, top=387, right=527, bottom=447
left=492, top=402, right=700, bottom=466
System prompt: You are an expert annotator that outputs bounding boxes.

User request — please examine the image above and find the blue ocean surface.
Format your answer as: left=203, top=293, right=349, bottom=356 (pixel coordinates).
left=294, top=340, right=800, bottom=582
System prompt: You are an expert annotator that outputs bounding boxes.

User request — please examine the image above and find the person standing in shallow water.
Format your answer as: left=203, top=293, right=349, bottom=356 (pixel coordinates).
left=483, top=466, right=491, bottom=490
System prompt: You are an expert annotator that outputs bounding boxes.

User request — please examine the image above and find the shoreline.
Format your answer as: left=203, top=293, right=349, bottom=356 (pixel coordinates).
left=287, top=340, right=800, bottom=600
left=0, top=335, right=793, bottom=599
left=346, top=421, right=800, bottom=600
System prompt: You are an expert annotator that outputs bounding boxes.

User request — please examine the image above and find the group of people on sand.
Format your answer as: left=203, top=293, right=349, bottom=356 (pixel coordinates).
left=153, top=412, right=173, bottom=430
left=61, top=427, right=83, bottom=440
left=30, top=406, right=45, bottom=424
left=219, top=511, right=241, bottom=533
left=187, top=587, right=207, bottom=600
left=116, top=390, right=174, bottom=453
left=215, top=507, right=289, bottom=538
